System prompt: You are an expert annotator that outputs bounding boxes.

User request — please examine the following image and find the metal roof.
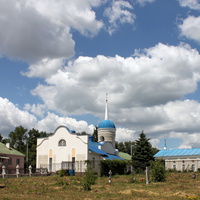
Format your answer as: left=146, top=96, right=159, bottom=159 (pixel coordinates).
left=103, top=154, right=124, bottom=160
left=89, top=141, right=107, bottom=155
left=154, top=148, right=200, bottom=157
left=0, top=142, right=25, bottom=156
left=89, top=141, right=123, bottom=160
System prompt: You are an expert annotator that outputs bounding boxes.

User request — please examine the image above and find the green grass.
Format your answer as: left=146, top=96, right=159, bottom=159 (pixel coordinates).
left=0, top=172, right=199, bottom=199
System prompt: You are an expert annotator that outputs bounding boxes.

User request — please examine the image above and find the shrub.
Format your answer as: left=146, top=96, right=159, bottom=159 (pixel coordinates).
left=100, top=160, right=127, bottom=176
left=57, top=169, right=69, bottom=177
left=82, top=167, right=97, bottom=191
left=151, top=159, right=166, bottom=182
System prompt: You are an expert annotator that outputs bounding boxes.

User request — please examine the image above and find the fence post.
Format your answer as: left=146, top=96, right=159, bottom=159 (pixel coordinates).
left=16, top=165, right=20, bottom=178
left=2, top=165, right=6, bottom=179
left=29, top=165, right=32, bottom=177
left=146, top=167, right=150, bottom=184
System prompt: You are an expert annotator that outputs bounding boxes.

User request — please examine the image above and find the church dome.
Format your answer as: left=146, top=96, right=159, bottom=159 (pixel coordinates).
left=98, top=120, right=116, bottom=129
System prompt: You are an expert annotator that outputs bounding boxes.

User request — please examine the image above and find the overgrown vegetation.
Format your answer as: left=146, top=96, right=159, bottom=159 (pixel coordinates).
left=150, top=159, right=166, bottom=182
left=100, top=160, right=127, bottom=176
left=82, top=167, right=97, bottom=191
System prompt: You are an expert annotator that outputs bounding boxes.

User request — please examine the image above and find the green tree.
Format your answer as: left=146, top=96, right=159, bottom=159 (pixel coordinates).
left=151, top=159, right=166, bottom=182
left=132, top=131, right=155, bottom=172
left=26, top=129, right=48, bottom=168
left=92, top=126, right=98, bottom=142
left=0, top=134, right=3, bottom=142
left=9, top=126, right=27, bottom=153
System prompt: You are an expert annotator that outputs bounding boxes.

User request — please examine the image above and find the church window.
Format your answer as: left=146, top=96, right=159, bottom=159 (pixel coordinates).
left=58, top=139, right=66, bottom=146
left=191, top=164, right=195, bottom=172
left=182, top=164, right=185, bottom=171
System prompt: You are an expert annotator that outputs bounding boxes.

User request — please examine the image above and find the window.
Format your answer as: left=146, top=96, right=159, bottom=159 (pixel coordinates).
left=58, top=139, right=66, bottom=146
left=182, top=164, right=185, bottom=171
left=8, top=158, right=12, bottom=165
left=16, top=159, right=20, bottom=165
left=173, top=165, right=176, bottom=171
left=191, top=164, right=195, bottom=172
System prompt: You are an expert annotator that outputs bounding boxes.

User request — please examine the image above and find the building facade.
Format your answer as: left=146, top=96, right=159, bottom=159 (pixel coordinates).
left=0, top=142, right=25, bottom=174
left=154, top=148, right=200, bottom=172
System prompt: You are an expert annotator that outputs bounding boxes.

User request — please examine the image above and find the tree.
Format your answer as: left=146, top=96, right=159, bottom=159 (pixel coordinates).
left=151, top=159, right=166, bottom=182
left=132, top=131, right=155, bottom=172
left=26, top=129, right=48, bottom=168
left=115, top=141, right=135, bottom=155
left=9, top=126, right=27, bottom=153
left=92, top=126, right=98, bottom=142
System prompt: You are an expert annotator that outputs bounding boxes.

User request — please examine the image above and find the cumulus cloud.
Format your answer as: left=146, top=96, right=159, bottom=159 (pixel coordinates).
left=0, top=0, right=103, bottom=61
left=104, top=0, right=136, bottom=35
left=22, top=58, right=65, bottom=78
left=179, top=16, right=200, bottom=43
left=36, top=112, right=94, bottom=134
left=178, top=0, right=200, bottom=10
left=0, top=97, right=37, bottom=136
left=0, top=97, right=94, bottom=137
left=24, top=104, right=47, bottom=118
left=31, top=43, right=200, bottom=116
left=116, top=128, right=137, bottom=142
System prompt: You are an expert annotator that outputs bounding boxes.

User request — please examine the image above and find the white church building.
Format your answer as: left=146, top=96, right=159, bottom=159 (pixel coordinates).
left=36, top=96, right=123, bottom=174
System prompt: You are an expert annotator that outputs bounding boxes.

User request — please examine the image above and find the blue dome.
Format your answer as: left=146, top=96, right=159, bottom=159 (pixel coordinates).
left=98, top=120, right=116, bottom=129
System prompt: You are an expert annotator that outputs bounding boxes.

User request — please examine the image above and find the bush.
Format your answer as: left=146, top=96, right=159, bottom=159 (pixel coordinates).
left=57, top=169, right=69, bottom=177
left=100, top=160, right=127, bottom=176
left=151, top=159, right=166, bottom=182
left=82, top=167, right=97, bottom=191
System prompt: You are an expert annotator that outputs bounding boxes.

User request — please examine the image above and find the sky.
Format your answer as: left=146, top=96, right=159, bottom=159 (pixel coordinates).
left=1, top=0, right=200, bottom=150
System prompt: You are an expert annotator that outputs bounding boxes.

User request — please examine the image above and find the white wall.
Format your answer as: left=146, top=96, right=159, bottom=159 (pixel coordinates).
left=36, top=126, right=89, bottom=172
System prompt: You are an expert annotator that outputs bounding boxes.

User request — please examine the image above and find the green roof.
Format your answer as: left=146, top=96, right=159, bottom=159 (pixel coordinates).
left=0, top=142, right=25, bottom=156
left=118, top=152, right=132, bottom=160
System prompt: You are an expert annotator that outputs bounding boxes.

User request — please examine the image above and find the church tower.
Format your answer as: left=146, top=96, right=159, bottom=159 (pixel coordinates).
left=98, top=94, right=116, bottom=147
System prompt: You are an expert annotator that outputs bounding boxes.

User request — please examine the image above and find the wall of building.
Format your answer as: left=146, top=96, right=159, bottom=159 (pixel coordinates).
left=36, top=126, right=89, bottom=172
left=165, top=158, right=200, bottom=172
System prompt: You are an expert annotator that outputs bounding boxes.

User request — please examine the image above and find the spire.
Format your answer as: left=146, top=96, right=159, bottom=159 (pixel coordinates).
left=105, top=93, right=109, bottom=120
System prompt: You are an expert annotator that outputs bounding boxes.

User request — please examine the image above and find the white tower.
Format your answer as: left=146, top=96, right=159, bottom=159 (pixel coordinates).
left=98, top=94, right=116, bottom=147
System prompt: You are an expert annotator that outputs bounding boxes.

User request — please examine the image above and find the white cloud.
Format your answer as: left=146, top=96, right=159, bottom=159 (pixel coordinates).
left=35, top=112, right=94, bottom=135
left=0, top=0, right=103, bottom=61
left=104, top=0, right=136, bottom=35
left=24, top=104, right=47, bottom=118
left=178, top=0, right=200, bottom=10
left=179, top=16, right=200, bottom=43
left=31, top=43, right=200, bottom=116
left=0, top=97, right=94, bottom=137
left=136, top=0, right=156, bottom=6
left=0, top=97, right=37, bottom=136
left=22, top=58, right=65, bottom=78
left=116, top=128, right=137, bottom=142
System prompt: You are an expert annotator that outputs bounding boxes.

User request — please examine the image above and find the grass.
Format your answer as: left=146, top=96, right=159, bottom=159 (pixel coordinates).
left=0, top=172, right=200, bottom=199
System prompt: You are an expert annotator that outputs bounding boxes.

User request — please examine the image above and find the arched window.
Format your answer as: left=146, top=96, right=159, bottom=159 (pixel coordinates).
left=182, top=164, right=185, bottom=171
left=58, top=139, right=66, bottom=146
left=191, top=164, right=195, bottom=172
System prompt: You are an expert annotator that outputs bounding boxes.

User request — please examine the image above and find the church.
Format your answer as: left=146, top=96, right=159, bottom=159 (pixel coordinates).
left=36, top=96, right=123, bottom=174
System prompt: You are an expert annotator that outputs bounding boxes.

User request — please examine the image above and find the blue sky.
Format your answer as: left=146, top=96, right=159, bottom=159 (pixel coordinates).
left=1, top=0, right=200, bottom=150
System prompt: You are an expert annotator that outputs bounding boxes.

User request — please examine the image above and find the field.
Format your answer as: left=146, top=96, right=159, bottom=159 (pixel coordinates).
left=0, top=172, right=200, bottom=200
